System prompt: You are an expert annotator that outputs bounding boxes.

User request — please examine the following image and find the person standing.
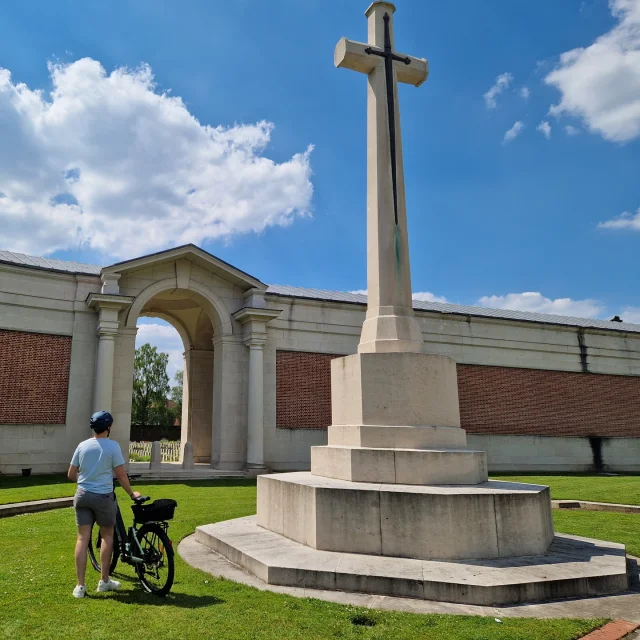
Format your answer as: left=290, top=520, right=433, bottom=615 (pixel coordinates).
left=67, top=411, right=141, bottom=598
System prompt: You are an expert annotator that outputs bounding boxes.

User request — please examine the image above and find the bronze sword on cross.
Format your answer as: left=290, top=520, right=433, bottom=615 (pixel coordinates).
left=364, top=12, right=410, bottom=226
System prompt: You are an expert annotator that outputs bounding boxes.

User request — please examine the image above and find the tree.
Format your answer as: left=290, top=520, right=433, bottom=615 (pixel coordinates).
left=169, top=370, right=183, bottom=425
left=132, top=343, right=171, bottom=426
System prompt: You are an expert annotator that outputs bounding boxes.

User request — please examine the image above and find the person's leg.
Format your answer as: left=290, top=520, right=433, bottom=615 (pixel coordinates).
left=95, top=494, right=120, bottom=591
left=98, top=524, right=114, bottom=583
left=75, top=524, right=92, bottom=586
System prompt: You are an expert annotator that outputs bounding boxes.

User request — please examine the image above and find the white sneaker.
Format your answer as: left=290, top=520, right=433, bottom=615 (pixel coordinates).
left=72, top=585, right=86, bottom=598
left=97, top=578, right=121, bottom=592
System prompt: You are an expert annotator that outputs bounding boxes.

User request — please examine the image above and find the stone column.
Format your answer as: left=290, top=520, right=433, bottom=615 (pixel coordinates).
left=93, top=328, right=117, bottom=412
left=246, top=336, right=267, bottom=468
left=232, top=292, right=281, bottom=472
left=87, top=290, right=134, bottom=415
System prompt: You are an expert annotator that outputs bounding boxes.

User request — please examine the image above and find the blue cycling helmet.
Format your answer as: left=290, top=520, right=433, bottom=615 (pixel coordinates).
left=90, top=410, right=113, bottom=433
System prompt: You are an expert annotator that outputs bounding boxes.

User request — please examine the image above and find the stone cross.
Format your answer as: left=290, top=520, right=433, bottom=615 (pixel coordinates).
left=335, top=2, right=429, bottom=354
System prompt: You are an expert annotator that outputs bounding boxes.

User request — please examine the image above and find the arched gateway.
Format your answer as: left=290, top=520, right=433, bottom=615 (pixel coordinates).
left=87, top=244, right=280, bottom=471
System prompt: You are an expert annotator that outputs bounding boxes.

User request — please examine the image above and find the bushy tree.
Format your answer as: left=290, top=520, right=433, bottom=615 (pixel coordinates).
left=169, top=369, right=183, bottom=425
left=132, top=343, right=171, bottom=426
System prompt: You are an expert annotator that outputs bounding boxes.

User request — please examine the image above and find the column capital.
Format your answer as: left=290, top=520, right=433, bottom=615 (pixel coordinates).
left=88, top=293, right=135, bottom=338
left=87, top=292, right=135, bottom=312
left=244, top=335, right=267, bottom=349
left=97, top=328, right=118, bottom=339
left=233, top=307, right=281, bottom=326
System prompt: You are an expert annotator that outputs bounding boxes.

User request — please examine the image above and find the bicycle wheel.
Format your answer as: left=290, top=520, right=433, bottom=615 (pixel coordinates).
left=88, top=524, right=119, bottom=575
left=135, top=523, right=174, bottom=596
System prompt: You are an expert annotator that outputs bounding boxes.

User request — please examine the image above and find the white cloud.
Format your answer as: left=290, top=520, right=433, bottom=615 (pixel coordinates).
left=545, top=0, right=640, bottom=142
left=349, top=289, right=449, bottom=304
left=412, top=291, right=449, bottom=303
left=0, top=59, right=313, bottom=259
left=519, top=86, right=531, bottom=99
left=136, top=322, right=184, bottom=383
left=565, top=125, right=581, bottom=135
left=598, top=208, right=640, bottom=230
left=621, top=307, right=640, bottom=323
left=484, top=72, right=513, bottom=108
left=503, top=121, right=525, bottom=143
left=537, top=121, right=552, bottom=139
left=477, top=292, right=604, bottom=318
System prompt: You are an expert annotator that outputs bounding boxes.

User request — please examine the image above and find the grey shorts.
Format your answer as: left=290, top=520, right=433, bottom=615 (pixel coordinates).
left=74, top=488, right=117, bottom=527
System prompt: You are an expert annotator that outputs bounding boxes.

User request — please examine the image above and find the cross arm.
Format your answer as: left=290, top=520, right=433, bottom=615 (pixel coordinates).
left=334, top=37, right=429, bottom=87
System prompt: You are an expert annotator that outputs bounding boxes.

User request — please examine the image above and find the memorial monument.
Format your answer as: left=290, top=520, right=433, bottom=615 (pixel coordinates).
left=190, top=2, right=629, bottom=604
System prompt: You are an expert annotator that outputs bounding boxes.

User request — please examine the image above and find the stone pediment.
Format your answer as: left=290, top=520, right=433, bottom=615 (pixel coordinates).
left=102, top=243, right=266, bottom=291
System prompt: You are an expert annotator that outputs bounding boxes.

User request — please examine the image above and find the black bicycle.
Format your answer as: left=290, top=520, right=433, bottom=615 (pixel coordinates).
left=87, top=474, right=177, bottom=596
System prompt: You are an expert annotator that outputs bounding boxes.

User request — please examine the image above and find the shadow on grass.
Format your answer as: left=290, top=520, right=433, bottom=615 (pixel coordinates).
left=0, top=473, right=68, bottom=489
left=134, top=479, right=257, bottom=489
left=107, top=571, right=224, bottom=607
left=106, top=590, right=225, bottom=608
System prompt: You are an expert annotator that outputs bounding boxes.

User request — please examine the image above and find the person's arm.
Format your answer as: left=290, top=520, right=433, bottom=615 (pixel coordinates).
left=113, top=465, right=141, bottom=499
left=68, top=446, right=80, bottom=482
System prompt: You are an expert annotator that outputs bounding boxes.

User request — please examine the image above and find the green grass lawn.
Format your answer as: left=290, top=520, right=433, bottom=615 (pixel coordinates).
left=3, top=472, right=639, bottom=506
left=497, top=474, right=640, bottom=506
left=0, top=478, right=606, bottom=640
left=0, top=473, right=72, bottom=504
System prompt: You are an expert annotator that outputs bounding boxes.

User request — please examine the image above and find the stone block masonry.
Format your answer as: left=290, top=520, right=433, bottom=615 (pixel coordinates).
left=0, top=329, right=72, bottom=424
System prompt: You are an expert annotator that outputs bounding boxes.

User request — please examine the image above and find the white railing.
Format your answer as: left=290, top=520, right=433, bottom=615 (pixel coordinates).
left=129, top=441, right=181, bottom=463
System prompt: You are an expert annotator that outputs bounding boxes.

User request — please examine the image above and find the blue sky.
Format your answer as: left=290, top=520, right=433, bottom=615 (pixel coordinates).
left=1, top=0, right=640, bottom=372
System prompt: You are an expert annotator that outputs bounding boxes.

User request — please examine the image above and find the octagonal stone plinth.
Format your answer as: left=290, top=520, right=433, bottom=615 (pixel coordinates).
left=192, top=517, right=628, bottom=605
left=257, top=472, right=554, bottom=561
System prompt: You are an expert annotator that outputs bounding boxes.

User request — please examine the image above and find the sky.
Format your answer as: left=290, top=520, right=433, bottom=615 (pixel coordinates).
left=1, top=0, right=640, bottom=376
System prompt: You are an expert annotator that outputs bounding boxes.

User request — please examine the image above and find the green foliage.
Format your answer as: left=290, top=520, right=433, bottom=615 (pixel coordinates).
left=169, top=369, right=183, bottom=425
left=0, top=479, right=606, bottom=640
left=132, top=343, right=171, bottom=426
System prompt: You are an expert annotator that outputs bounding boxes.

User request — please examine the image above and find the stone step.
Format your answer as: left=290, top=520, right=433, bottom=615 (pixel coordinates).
left=257, top=472, right=554, bottom=560
left=311, top=445, right=487, bottom=485
left=193, top=515, right=629, bottom=606
left=328, top=424, right=467, bottom=449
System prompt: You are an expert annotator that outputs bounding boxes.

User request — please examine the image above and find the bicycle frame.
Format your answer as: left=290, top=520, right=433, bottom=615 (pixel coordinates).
left=111, top=485, right=146, bottom=565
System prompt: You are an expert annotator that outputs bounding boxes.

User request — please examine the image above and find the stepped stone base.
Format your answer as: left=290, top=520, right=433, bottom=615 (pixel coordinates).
left=257, top=472, right=554, bottom=560
left=311, top=445, right=488, bottom=484
left=328, top=424, right=468, bottom=449
left=195, top=516, right=629, bottom=605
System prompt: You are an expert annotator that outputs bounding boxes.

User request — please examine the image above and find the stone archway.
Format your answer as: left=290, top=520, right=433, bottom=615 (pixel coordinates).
left=90, top=244, right=277, bottom=471
left=124, top=281, right=229, bottom=464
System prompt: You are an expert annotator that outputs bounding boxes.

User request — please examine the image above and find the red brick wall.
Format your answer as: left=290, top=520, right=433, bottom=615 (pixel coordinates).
left=0, top=329, right=72, bottom=424
left=276, top=351, right=341, bottom=429
left=276, top=351, right=640, bottom=437
left=457, top=364, right=640, bottom=438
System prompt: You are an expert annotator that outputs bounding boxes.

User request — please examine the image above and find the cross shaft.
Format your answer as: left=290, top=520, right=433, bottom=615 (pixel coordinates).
left=334, top=2, right=428, bottom=354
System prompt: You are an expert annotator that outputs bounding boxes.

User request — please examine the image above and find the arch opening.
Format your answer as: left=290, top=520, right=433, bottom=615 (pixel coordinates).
left=123, top=284, right=223, bottom=465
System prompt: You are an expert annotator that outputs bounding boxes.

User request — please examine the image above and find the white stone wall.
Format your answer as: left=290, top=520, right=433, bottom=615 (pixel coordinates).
left=2, top=261, right=640, bottom=475
left=469, top=434, right=640, bottom=474
left=262, top=295, right=640, bottom=470
left=0, top=268, right=101, bottom=474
